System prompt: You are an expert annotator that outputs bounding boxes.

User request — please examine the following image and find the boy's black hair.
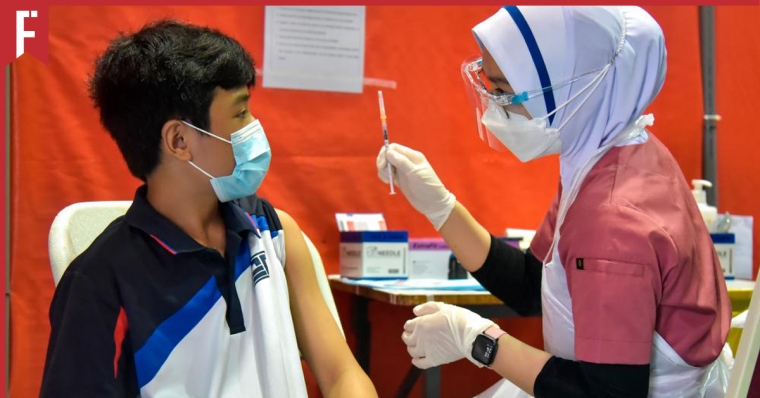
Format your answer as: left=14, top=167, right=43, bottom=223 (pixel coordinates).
left=88, top=19, right=255, bottom=181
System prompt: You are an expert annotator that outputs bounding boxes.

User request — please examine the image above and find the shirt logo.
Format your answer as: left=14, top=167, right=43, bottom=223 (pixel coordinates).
left=251, top=251, right=269, bottom=286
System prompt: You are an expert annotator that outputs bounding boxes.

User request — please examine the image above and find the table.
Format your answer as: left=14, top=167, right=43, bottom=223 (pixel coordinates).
left=328, top=276, right=529, bottom=398
left=330, top=275, right=755, bottom=398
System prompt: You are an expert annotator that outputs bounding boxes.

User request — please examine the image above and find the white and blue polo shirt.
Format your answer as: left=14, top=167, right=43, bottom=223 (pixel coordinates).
left=41, top=185, right=307, bottom=397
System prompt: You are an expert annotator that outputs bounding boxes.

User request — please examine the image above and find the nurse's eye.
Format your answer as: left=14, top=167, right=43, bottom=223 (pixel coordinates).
left=490, top=89, right=516, bottom=103
left=236, top=109, right=248, bottom=119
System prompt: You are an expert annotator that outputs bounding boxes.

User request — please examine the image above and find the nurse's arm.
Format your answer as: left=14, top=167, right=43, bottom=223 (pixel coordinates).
left=276, top=209, right=378, bottom=398
left=489, top=334, right=551, bottom=396
left=489, top=335, right=651, bottom=397
left=438, top=201, right=492, bottom=271
left=441, top=201, right=543, bottom=316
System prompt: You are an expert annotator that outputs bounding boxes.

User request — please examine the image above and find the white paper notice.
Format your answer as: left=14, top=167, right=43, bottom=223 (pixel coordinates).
left=263, top=6, right=366, bottom=93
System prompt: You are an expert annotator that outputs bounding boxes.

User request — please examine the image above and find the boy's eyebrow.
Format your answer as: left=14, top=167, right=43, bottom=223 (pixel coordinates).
left=233, top=93, right=250, bottom=105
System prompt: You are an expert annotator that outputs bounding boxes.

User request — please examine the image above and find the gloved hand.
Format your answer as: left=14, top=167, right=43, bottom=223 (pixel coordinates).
left=376, top=144, right=456, bottom=231
left=402, top=301, right=496, bottom=369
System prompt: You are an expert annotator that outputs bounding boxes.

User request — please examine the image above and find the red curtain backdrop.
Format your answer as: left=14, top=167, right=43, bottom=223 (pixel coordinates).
left=9, top=6, right=760, bottom=397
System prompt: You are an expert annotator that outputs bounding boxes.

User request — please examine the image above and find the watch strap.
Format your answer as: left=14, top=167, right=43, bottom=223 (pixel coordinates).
left=484, top=326, right=507, bottom=341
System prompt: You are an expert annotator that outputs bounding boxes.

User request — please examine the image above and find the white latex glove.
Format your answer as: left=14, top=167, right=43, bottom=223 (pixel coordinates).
left=402, top=301, right=496, bottom=369
left=376, top=144, right=456, bottom=231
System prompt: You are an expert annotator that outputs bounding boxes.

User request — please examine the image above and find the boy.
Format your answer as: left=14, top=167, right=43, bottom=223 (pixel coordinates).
left=41, top=19, right=377, bottom=398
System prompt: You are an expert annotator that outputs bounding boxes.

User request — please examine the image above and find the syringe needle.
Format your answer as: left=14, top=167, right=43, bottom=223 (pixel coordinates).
left=378, top=91, right=395, bottom=195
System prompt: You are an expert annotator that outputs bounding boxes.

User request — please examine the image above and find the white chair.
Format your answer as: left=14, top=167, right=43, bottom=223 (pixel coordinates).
left=49, top=201, right=133, bottom=284
left=726, top=285, right=760, bottom=398
left=48, top=201, right=344, bottom=338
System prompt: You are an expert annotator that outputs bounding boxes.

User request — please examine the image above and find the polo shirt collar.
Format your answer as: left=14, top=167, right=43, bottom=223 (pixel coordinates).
left=125, top=185, right=258, bottom=255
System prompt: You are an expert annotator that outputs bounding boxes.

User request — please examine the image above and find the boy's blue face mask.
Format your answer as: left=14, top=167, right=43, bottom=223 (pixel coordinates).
left=182, top=119, right=271, bottom=203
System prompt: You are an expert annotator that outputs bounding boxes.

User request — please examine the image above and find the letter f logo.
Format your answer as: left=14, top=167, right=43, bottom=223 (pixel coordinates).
left=17, top=11, right=37, bottom=58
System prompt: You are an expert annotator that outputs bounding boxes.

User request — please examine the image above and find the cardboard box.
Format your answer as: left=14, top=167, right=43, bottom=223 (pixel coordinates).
left=712, top=233, right=735, bottom=278
left=340, top=231, right=408, bottom=279
left=408, top=239, right=451, bottom=279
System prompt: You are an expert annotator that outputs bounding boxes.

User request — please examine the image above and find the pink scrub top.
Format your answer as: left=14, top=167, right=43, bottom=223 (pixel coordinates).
left=530, top=134, right=731, bottom=367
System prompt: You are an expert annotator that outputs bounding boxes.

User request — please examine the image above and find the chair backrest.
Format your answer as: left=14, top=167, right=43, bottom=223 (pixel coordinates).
left=48, top=201, right=344, bottom=337
left=49, top=201, right=132, bottom=285
left=727, top=281, right=760, bottom=398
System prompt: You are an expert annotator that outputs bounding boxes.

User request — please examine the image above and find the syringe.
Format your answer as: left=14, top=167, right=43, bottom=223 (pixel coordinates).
left=378, top=91, right=395, bottom=195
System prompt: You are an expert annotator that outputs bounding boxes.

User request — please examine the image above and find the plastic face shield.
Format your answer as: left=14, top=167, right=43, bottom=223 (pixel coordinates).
left=461, top=55, right=525, bottom=152
left=461, top=55, right=604, bottom=151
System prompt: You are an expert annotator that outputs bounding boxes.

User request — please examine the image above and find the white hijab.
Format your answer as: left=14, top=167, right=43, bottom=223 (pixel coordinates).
left=473, top=6, right=667, bottom=190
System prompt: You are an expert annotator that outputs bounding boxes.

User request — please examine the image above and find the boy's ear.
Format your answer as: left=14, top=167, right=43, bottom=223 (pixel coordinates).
left=162, top=119, right=193, bottom=162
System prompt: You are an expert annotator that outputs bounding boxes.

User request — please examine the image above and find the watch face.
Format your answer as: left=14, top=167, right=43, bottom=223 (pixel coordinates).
left=472, top=334, right=498, bottom=366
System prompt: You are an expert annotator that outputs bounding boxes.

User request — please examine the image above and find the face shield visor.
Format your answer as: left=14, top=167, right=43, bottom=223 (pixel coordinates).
left=461, top=55, right=604, bottom=151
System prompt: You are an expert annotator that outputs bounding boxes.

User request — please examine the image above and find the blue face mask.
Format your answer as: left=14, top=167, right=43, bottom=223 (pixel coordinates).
left=182, top=119, right=271, bottom=203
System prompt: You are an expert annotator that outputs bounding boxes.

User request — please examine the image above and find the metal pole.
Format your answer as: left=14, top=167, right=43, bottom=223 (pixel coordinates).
left=6, top=63, right=11, bottom=397
left=699, top=6, right=719, bottom=208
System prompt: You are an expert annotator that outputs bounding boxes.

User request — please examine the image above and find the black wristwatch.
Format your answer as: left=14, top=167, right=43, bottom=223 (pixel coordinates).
left=471, top=326, right=507, bottom=367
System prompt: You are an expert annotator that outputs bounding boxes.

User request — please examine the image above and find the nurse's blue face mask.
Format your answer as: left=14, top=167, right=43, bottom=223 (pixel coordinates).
left=181, top=119, right=271, bottom=203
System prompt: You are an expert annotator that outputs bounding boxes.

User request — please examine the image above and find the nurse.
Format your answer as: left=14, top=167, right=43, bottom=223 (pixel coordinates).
left=376, top=6, right=732, bottom=397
